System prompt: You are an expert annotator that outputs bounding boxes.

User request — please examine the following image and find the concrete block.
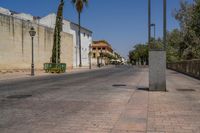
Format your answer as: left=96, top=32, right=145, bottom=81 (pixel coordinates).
left=149, top=50, right=166, bottom=91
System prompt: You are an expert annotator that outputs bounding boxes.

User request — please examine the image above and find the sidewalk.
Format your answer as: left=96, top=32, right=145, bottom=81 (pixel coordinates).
left=0, top=65, right=113, bottom=81
left=146, top=70, right=200, bottom=133
left=112, top=69, right=200, bottom=133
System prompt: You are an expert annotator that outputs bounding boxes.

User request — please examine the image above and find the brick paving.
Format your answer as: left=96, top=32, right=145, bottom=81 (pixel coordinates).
left=0, top=67, right=199, bottom=133
left=147, top=71, right=200, bottom=133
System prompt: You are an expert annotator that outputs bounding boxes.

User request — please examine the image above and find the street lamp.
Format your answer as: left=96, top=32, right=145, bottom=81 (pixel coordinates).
left=29, top=27, right=36, bottom=76
left=150, top=23, right=156, bottom=48
left=150, top=23, right=156, bottom=40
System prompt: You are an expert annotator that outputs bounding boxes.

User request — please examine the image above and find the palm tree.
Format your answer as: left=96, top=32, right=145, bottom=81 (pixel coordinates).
left=71, top=0, right=88, bottom=67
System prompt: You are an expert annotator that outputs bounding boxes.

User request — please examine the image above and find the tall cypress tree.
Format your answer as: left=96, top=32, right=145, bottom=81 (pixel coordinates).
left=51, top=0, right=64, bottom=64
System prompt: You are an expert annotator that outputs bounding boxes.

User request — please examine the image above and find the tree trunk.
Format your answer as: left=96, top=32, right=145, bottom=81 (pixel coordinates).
left=78, top=12, right=82, bottom=67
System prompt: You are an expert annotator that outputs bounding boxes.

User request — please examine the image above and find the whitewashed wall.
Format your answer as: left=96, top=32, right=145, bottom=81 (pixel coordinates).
left=70, top=23, right=92, bottom=67
left=39, top=14, right=71, bottom=33
left=39, top=13, right=56, bottom=29
left=13, top=13, right=33, bottom=21
left=39, top=13, right=93, bottom=68
left=0, top=7, right=11, bottom=15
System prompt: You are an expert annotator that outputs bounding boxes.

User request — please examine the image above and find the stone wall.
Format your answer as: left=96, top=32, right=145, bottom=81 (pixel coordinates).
left=0, top=13, right=73, bottom=71
left=167, top=59, right=200, bottom=79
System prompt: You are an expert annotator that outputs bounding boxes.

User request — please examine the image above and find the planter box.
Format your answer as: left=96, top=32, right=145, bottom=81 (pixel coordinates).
left=44, top=63, right=66, bottom=73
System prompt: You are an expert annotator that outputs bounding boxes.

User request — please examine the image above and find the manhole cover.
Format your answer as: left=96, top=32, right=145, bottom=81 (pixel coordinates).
left=112, top=84, right=127, bottom=87
left=7, top=94, right=32, bottom=99
left=176, top=89, right=195, bottom=92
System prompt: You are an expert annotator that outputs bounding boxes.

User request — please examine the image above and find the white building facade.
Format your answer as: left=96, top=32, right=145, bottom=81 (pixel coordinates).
left=39, top=13, right=92, bottom=68
left=70, top=23, right=92, bottom=67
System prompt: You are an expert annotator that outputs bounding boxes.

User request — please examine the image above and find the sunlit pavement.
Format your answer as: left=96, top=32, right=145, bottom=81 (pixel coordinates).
left=0, top=66, right=200, bottom=133
left=0, top=66, right=111, bottom=81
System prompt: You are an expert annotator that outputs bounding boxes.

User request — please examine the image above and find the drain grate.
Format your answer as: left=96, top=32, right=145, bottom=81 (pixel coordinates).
left=176, top=89, right=195, bottom=92
left=7, top=94, right=32, bottom=99
left=112, top=84, right=127, bottom=87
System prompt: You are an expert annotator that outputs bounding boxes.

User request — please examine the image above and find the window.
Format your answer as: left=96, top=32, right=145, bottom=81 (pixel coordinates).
left=93, top=53, right=96, bottom=58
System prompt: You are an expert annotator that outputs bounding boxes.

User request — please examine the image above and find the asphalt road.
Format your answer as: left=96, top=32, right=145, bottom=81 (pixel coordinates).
left=0, top=66, right=145, bottom=133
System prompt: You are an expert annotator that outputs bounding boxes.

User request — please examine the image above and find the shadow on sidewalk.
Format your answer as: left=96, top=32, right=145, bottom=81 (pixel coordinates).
left=137, top=86, right=149, bottom=91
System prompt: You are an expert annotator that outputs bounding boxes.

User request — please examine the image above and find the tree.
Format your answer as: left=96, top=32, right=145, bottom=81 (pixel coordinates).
left=190, top=0, right=200, bottom=58
left=129, top=44, right=148, bottom=65
left=166, top=29, right=183, bottom=62
left=51, top=0, right=64, bottom=64
left=71, top=0, right=88, bottom=67
left=173, top=0, right=200, bottom=60
left=191, top=0, right=200, bottom=37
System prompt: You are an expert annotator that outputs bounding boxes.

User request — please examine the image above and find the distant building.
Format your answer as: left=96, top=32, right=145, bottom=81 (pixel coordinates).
left=91, top=40, right=115, bottom=66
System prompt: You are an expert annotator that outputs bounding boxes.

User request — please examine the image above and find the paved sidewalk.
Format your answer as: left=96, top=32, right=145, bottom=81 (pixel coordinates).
left=146, top=70, right=200, bottom=133
left=113, top=69, right=200, bottom=133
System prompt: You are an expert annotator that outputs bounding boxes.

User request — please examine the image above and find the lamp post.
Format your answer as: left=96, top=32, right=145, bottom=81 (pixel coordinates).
left=150, top=23, right=156, bottom=48
left=29, top=27, right=36, bottom=76
left=150, top=23, right=156, bottom=40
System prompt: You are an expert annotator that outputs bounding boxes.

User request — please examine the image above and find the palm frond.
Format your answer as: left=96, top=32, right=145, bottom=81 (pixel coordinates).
left=71, top=0, right=88, bottom=13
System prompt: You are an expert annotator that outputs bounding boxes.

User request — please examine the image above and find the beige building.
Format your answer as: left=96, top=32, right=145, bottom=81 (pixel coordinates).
left=0, top=13, right=73, bottom=71
left=91, top=40, right=115, bottom=66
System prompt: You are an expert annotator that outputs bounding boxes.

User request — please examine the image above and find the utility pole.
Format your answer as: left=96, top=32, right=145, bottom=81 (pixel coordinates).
left=163, top=0, right=167, bottom=51
left=148, top=0, right=151, bottom=49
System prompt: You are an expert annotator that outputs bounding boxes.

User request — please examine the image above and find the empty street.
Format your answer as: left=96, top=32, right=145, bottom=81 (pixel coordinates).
left=0, top=66, right=200, bottom=133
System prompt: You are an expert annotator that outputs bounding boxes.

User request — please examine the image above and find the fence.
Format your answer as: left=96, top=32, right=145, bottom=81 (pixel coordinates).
left=167, top=59, right=200, bottom=79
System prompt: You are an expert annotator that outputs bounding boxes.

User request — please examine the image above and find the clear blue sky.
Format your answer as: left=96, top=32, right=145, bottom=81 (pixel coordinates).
left=0, top=0, right=193, bottom=57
